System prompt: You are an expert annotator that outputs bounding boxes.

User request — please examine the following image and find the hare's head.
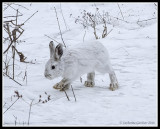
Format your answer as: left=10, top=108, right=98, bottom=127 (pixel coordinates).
left=44, top=41, right=64, bottom=80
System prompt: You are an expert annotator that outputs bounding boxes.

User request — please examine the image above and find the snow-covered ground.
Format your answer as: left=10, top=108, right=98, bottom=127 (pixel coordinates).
left=3, top=2, right=158, bottom=126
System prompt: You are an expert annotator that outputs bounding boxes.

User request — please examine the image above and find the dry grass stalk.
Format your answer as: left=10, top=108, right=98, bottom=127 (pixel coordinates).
left=64, top=90, right=70, bottom=101
left=60, top=3, right=69, bottom=31
left=3, top=72, right=22, bottom=86
left=71, top=85, right=76, bottom=102
left=54, top=7, right=66, bottom=48
left=117, top=3, right=124, bottom=20
left=87, top=13, right=98, bottom=39
left=28, top=100, right=34, bottom=125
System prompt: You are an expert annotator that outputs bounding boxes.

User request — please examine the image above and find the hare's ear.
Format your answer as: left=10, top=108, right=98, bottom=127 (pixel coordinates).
left=49, top=41, right=55, bottom=59
left=54, top=43, right=63, bottom=60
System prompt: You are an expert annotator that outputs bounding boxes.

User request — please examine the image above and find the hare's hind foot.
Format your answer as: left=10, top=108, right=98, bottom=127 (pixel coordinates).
left=109, top=71, right=119, bottom=91
left=109, top=83, right=118, bottom=91
left=84, top=81, right=95, bottom=87
left=84, top=72, right=95, bottom=87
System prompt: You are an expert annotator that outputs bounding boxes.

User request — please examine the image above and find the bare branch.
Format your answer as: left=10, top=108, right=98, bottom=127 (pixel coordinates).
left=83, top=30, right=86, bottom=42
left=3, top=26, right=24, bottom=54
left=12, top=45, right=16, bottom=79
left=71, top=85, right=76, bottom=102
left=16, top=9, right=18, bottom=25
left=13, top=3, right=29, bottom=10
left=3, top=98, right=19, bottom=114
left=6, top=4, right=23, bottom=15
left=64, top=90, right=70, bottom=101
left=154, top=3, right=157, bottom=6
left=3, top=3, right=12, bottom=11
left=28, top=100, right=34, bottom=125
left=106, top=29, right=113, bottom=37
left=44, top=34, right=61, bottom=44
left=3, top=23, right=13, bottom=54
left=3, top=15, right=23, bottom=18
left=117, top=3, right=124, bottom=20
left=87, top=13, right=98, bottom=39
left=23, top=11, right=38, bottom=25
left=13, top=115, right=17, bottom=126
left=137, top=18, right=156, bottom=23
left=3, top=72, right=22, bottom=86
left=54, top=7, right=66, bottom=47
left=4, top=20, right=16, bottom=23
left=102, top=18, right=107, bottom=38
left=60, top=3, right=69, bottom=31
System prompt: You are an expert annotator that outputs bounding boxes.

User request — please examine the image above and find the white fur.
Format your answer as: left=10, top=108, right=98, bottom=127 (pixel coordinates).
left=44, top=40, right=118, bottom=90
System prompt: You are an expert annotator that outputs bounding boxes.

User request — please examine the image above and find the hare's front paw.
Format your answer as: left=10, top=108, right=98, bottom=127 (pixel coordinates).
left=84, top=81, right=95, bottom=87
left=53, top=83, right=62, bottom=89
left=53, top=81, right=64, bottom=90
left=109, top=83, right=118, bottom=91
left=53, top=81, right=70, bottom=91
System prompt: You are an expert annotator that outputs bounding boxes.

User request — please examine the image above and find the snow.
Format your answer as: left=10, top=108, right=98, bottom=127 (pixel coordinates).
left=3, top=2, right=157, bottom=126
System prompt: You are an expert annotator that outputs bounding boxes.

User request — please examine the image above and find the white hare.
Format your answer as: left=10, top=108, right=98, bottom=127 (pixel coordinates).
left=44, top=41, right=118, bottom=91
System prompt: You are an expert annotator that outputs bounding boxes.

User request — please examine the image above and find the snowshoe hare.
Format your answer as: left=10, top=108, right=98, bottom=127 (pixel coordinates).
left=44, top=41, right=118, bottom=91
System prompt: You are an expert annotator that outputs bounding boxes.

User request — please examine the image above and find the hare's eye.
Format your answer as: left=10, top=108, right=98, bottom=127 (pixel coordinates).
left=51, top=65, right=55, bottom=69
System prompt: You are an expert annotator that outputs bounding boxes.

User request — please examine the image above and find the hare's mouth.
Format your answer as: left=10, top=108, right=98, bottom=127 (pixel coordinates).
left=44, top=74, right=53, bottom=80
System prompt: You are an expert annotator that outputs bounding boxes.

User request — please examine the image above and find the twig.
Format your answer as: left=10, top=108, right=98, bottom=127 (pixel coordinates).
left=15, top=29, right=24, bottom=41
left=87, top=13, right=98, bottom=39
left=83, top=30, right=86, bottom=42
left=54, top=7, right=66, bottom=48
left=44, top=34, right=61, bottom=44
left=23, top=66, right=28, bottom=85
left=25, top=70, right=27, bottom=85
left=109, top=15, right=128, bottom=23
left=3, top=23, right=24, bottom=54
left=137, top=18, right=156, bottom=23
left=6, top=4, right=23, bottom=15
left=12, top=9, right=18, bottom=79
left=3, top=72, right=22, bottom=86
left=3, top=98, right=19, bottom=114
left=13, top=3, right=29, bottom=10
left=102, top=18, right=107, bottom=38
left=63, top=90, right=70, bottom=101
left=23, top=11, right=38, bottom=24
left=4, top=23, right=13, bottom=43
left=3, top=15, right=23, bottom=18
left=117, top=3, right=124, bottom=20
left=106, top=29, right=113, bottom=37
left=71, top=85, right=76, bottom=102
left=12, top=45, right=16, bottom=79
left=12, top=45, right=34, bottom=64
left=16, top=9, right=18, bottom=25
left=3, top=54, right=11, bottom=75
left=10, top=21, right=24, bottom=27
left=4, top=20, right=16, bottom=23
left=60, top=3, right=69, bottom=31
left=21, top=98, right=30, bottom=105
left=13, top=115, right=17, bottom=126
left=3, top=3, right=12, bottom=11
left=28, top=100, right=34, bottom=125
left=4, top=28, right=24, bottom=56
left=154, top=3, right=157, bottom=6
left=3, top=102, right=6, bottom=107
